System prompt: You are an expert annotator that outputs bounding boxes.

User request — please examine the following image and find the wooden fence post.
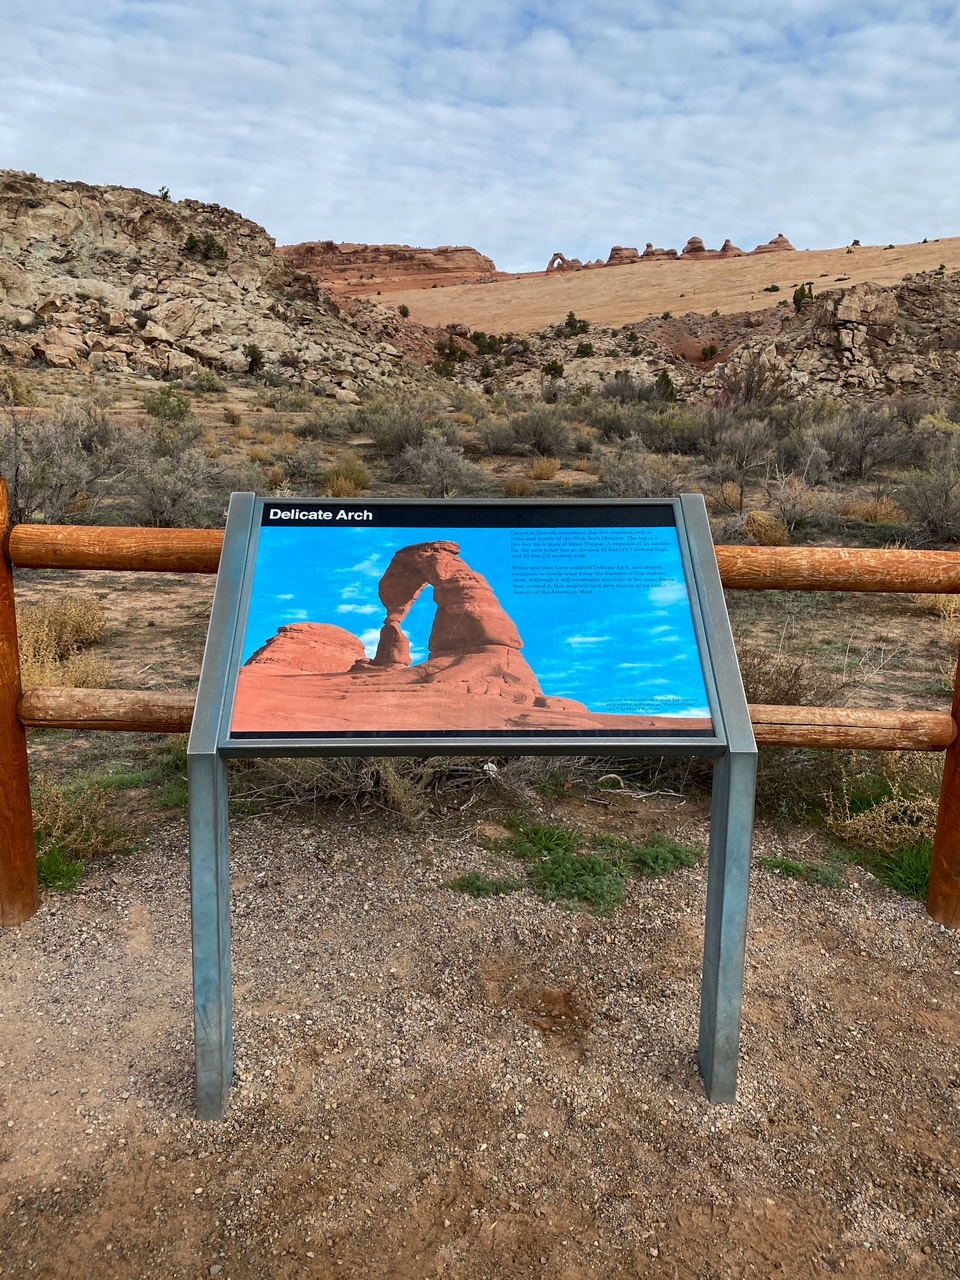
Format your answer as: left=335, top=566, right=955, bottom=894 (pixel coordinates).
left=929, top=651, right=960, bottom=928
left=0, top=478, right=38, bottom=927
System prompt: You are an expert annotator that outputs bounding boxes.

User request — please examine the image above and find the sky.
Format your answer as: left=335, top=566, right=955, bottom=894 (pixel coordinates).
left=2, top=3, right=958, bottom=272
left=240, top=522, right=711, bottom=720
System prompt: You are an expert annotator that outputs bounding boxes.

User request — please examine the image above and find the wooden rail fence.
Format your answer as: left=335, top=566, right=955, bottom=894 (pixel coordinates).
left=3, top=479, right=960, bottom=930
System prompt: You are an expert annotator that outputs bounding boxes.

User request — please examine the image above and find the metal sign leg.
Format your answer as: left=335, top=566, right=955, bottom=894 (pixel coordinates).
left=698, top=748, right=757, bottom=1103
left=189, top=751, right=234, bottom=1120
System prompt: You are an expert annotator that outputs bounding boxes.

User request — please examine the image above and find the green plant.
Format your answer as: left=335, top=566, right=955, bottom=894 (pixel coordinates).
left=654, top=369, right=676, bottom=402
left=575, top=341, right=595, bottom=358
left=142, top=384, right=192, bottom=425
left=36, top=845, right=86, bottom=890
left=395, top=432, right=484, bottom=497
left=661, top=311, right=673, bottom=321
left=758, top=856, right=843, bottom=889
left=445, top=871, right=523, bottom=898
left=184, top=230, right=227, bottom=260
left=398, top=304, right=410, bottom=318
left=594, top=831, right=702, bottom=877
left=701, top=344, right=718, bottom=360
left=793, top=282, right=814, bottom=311
left=243, top=343, right=265, bottom=375
left=323, top=454, right=370, bottom=491
left=541, top=359, right=565, bottom=380
left=0, top=371, right=37, bottom=406
left=762, top=283, right=781, bottom=293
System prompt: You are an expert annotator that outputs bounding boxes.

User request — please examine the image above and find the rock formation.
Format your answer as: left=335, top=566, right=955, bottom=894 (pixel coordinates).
left=606, top=246, right=641, bottom=267
left=0, top=170, right=420, bottom=394
left=701, top=271, right=960, bottom=400
left=681, top=237, right=709, bottom=257
left=718, top=239, right=744, bottom=256
left=280, top=241, right=497, bottom=293
left=232, top=541, right=706, bottom=734
left=642, top=243, right=679, bottom=260
left=753, top=234, right=796, bottom=253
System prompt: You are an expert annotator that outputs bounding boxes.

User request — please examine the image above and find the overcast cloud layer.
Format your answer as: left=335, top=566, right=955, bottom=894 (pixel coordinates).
left=2, top=2, right=958, bottom=271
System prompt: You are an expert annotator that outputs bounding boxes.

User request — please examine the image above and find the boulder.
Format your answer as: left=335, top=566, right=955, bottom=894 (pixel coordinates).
left=682, top=237, right=708, bottom=256
left=0, top=337, right=36, bottom=365
left=606, top=246, right=641, bottom=267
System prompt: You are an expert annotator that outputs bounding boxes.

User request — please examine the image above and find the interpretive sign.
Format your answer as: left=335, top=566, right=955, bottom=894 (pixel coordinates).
left=188, top=494, right=756, bottom=1119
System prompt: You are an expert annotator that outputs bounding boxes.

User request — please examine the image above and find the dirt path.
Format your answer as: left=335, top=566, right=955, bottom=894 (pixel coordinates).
left=1, top=793, right=959, bottom=1279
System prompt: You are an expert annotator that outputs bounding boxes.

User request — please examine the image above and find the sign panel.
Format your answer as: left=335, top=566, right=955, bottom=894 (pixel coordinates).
left=225, top=499, right=719, bottom=746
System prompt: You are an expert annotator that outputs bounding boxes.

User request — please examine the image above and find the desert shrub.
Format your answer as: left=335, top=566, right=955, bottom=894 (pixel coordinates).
left=0, top=404, right=124, bottom=524
left=0, top=371, right=37, bottom=406
left=700, top=418, right=774, bottom=511
left=260, top=386, right=316, bottom=413
left=900, top=446, right=960, bottom=541
left=762, top=472, right=828, bottom=531
left=189, top=369, right=226, bottom=394
left=720, top=346, right=788, bottom=408
left=32, top=774, right=129, bottom=872
left=529, top=457, right=561, bottom=481
left=323, top=454, right=370, bottom=492
left=734, top=637, right=846, bottom=707
left=743, top=509, right=790, bottom=545
left=142, top=384, right=192, bottom=425
left=811, top=408, right=908, bottom=479
left=358, top=394, right=452, bottom=457
left=130, top=447, right=214, bottom=526
left=398, top=304, right=410, bottom=318
left=183, top=231, right=227, bottom=260
left=478, top=420, right=521, bottom=455
left=503, top=477, right=537, bottom=497
left=395, top=433, right=485, bottom=497
left=508, top=406, right=572, bottom=457
left=17, top=595, right=109, bottom=688
left=243, top=343, right=265, bottom=375
left=575, top=341, right=595, bottom=357
left=595, top=436, right=685, bottom=498
left=839, top=495, right=908, bottom=524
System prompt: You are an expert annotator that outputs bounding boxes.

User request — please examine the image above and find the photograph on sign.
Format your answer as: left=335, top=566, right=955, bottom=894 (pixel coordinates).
left=228, top=501, right=713, bottom=739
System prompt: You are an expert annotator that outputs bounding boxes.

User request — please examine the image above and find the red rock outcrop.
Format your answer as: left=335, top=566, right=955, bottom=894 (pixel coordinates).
left=231, top=542, right=711, bottom=735
left=245, top=623, right=366, bottom=672
left=279, top=240, right=497, bottom=293
left=682, top=236, right=709, bottom=257
left=642, top=243, right=679, bottom=260
left=718, top=239, right=744, bottom=256
left=606, top=246, right=641, bottom=267
left=753, top=234, right=796, bottom=253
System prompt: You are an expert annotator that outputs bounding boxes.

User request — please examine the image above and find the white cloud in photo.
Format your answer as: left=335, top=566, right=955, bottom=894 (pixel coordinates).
left=359, top=627, right=381, bottom=657
left=1, top=2, right=957, bottom=272
left=648, top=580, right=688, bottom=607
left=566, top=634, right=612, bottom=647
left=336, top=603, right=379, bottom=615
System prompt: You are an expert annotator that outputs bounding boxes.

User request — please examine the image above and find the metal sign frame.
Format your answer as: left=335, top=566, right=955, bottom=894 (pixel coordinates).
left=188, top=493, right=756, bottom=1119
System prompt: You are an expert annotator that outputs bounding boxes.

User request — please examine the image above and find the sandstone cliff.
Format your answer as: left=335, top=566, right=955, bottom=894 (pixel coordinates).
left=0, top=171, right=423, bottom=396
left=279, top=240, right=498, bottom=293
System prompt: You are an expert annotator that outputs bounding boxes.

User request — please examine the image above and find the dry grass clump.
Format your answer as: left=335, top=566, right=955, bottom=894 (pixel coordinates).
left=825, top=753, right=940, bottom=853
left=743, top=509, right=790, bottom=546
left=17, top=596, right=110, bottom=688
left=32, top=774, right=128, bottom=862
left=912, top=591, right=960, bottom=646
left=528, top=457, right=561, bottom=481
left=236, top=424, right=254, bottom=441
left=841, top=496, right=908, bottom=523
left=503, top=477, right=537, bottom=497
left=246, top=444, right=272, bottom=464
left=323, top=455, right=371, bottom=495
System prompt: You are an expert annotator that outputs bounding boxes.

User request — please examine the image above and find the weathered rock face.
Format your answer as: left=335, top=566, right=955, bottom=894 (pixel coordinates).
left=606, top=246, right=641, bottom=267
left=718, top=239, right=744, bottom=256
left=682, top=236, right=708, bottom=257
left=642, top=243, right=679, bottom=260
left=373, top=541, right=523, bottom=663
left=753, top=233, right=796, bottom=253
left=280, top=240, right=497, bottom=293
left=0, top=170, right=424, bottom=393
left=245, top=623, right=366, bottom=673
left=703, top=271, right=960, bottom=400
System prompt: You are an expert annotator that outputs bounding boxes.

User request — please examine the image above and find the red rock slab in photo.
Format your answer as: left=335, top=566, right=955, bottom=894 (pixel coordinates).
left=231, top=646, right=713, bottom=735
left=243, top=622, right=366, bottom=673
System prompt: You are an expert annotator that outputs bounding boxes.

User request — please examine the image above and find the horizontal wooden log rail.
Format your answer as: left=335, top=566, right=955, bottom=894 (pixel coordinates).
left=11, top=524, right=960, bottom=594
left=16, top=687, right=959, bottom=752
left=3, top=497, right=960, bottom=932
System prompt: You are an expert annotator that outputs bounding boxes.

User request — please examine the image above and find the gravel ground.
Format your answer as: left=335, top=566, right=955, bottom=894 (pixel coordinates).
left=1, top=792, right=959, bottom=1279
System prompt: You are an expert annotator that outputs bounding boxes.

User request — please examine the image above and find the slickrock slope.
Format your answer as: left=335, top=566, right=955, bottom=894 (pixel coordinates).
left=279, top=240, right=498, bottom=296
left=0, top=171, right=426, bottom=396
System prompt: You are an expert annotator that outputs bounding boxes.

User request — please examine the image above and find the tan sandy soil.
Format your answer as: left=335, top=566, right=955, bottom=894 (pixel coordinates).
left=1, top=794, right=960, bottom=1279
left=357, top=238, right=960, bottom=334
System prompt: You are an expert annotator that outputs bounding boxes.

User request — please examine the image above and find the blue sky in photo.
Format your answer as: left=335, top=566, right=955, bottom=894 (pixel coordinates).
left=2, top=3, right=958, bottom=270
left=241, top=524, right=711, bottom=718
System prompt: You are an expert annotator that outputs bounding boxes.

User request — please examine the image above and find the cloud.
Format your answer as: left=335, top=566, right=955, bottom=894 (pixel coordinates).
left=566, top=634, right=612, bottom=646
left=359, top=627, right=381, bottom=657
left=649, top=580, right=688, bottom=607
left=336, top=603, right=379, bottom=615
left=3, top=3, right=958, bottom=270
